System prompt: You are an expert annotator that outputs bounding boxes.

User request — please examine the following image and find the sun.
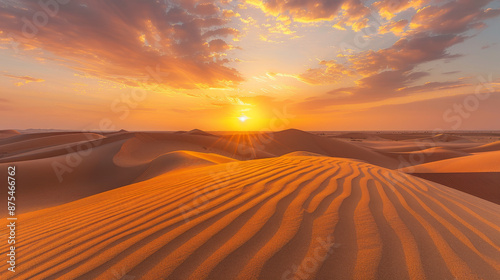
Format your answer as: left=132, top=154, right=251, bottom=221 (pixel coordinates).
left=238, top=114, right=249, bottom=122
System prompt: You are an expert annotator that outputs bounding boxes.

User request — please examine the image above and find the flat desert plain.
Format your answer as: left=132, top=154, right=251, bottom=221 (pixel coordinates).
left=0, top=129, right=499, bottom=280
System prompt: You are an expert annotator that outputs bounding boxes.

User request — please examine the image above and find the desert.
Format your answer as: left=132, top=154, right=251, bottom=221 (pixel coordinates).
left=1, top=0, right=499, bottom=279
left=0, top=129, right=499, bottom=279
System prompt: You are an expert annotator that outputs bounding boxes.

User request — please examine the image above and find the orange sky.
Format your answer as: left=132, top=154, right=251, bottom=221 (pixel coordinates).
left=1, top=0, right=499, bottom=131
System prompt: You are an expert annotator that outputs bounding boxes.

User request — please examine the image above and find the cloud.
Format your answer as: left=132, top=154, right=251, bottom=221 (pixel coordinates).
left=295, top=60, right=354, bottom=85
left=296, top=31, right=466, bottom=89
left=246, top=0, right=370, bottom=30
left=397, top=80, right=470, bottom=93
left=378, top=19, right=408, bottom=35
left=0, top=0, right=243, bottom=89
left=409, top=0, right=500, bottom=35
left=373, top=0, right=427, bottom=20
left=327, top=70, right=430, bottom=102
left=296, top=70, right=468, bottom=111
left=351, top=33, right=465, bottom=75
left=3, top=74, right=45, bottom=86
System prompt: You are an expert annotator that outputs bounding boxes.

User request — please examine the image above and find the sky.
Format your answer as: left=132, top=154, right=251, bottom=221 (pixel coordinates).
left=0, top=0, right=499, bottom=131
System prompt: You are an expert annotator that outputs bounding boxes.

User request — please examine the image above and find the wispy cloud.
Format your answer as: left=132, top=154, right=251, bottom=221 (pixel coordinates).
left=0, top=0, right=243, bottom=89
left=3, top=74, right=45, bottom=86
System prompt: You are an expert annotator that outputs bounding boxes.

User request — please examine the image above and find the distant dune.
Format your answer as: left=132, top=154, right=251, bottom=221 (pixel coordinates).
left=1, top=156, right=498, bottom=279
left=384, top=147, right=471, bottom=165
left=463, top=140, right=500, bottom=153
left=360, top=141, right=479, bottom=153
left=224, top=129, right=398, bottom=168
left=401, top=150, right=500, bottom=173
left=0, top=129, right=20, bottom=139
left=331, top=132, right=386, bottom=141
left=0, top=132, right=104, bottom=156
left=186, top=129, right=217, bottom=137
left=406, top=133, right=474, bottom=143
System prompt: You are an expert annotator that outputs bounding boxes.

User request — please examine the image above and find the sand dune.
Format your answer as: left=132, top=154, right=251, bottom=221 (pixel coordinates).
left=412, top=173, right=500, bottom=204
left=463, top=140, right=500, bottom=153
left=0, top=134, right=142, bottom=214
left=1, top=155, right=498, bottom=280
left=134, top=151, right=237, bottom=182
left=2, top=129, right=495, bottom=216
left=177, top=129, right=219, bottom=136
left=0, top=132, right=133, bottom=163
left=405, top=133, right=474, bottom=143
left=0, top=132, right=239, bottom=214
left=0, top=129, right=20, bottom=139
left=0, top=132, right=104, bottom=156
left=0, top=131, right=94, bottom=146
left=360, top=140, right=479, bottom=153
left=111, top=129, right=398, bottom=168
left=331, top=132, right=386, bottom=141
left=113, top=131, right=274, bottom=165
left=401, top=150, right=500, bottom=173
left=400, top=150, right=500, bottom=204
left=224, top=129, right=398, bottom=168
left=385, top=147, right=471, bottom=165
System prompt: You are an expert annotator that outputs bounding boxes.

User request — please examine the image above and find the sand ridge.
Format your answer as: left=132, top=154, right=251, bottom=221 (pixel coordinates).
left=1, top=156, right=498, bottom=280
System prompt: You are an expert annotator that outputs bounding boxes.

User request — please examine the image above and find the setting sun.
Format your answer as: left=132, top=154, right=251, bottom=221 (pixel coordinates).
left=238, top=114, right=249, bottom=122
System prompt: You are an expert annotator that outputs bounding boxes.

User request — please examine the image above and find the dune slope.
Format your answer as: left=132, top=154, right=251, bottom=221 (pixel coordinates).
left=463, top=140, right=500, bottom=153
left=0, top=129, right=20, bottom=139
left=400, top=150, right=500, bottom=204
left=384, top=147, right=471, bottom=166
left=401, top=150, right=500, bottom=173
left=411, top=172, right=500, bottom=204
left=1, top=156, right=498, bottom=280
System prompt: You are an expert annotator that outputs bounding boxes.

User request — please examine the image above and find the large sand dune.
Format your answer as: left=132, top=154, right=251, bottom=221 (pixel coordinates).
left=1, top=156, right=498, bottom=280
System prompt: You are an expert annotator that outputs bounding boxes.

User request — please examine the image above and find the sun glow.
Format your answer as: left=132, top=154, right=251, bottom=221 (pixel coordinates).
left=227, top=106, right=271, bottom=131
left=238, top=114, right=249, bottom=122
